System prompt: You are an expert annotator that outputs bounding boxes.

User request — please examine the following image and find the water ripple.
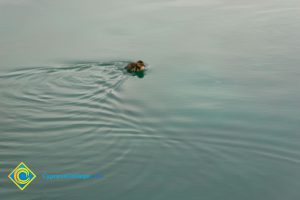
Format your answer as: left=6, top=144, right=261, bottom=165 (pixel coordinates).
left=0, top=61, right=145, bottom=193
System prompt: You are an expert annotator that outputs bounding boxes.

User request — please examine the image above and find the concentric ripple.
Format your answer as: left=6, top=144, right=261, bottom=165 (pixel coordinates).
left=0, top=61, right=146, bottom=194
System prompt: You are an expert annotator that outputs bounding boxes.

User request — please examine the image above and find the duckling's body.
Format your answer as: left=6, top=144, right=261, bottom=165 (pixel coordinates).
left=125, top=60, right=145, bottom=73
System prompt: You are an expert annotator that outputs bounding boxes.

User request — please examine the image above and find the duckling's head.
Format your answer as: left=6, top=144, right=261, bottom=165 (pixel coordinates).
left=136, top=60, right=145, bottom=71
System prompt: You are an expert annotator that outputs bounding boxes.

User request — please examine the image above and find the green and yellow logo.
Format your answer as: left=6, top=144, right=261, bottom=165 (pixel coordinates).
left=8, top=162, right=37, bottom=190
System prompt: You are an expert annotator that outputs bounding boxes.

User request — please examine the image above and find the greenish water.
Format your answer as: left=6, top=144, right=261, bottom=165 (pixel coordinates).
left=1, top=0, right=300, bottom=199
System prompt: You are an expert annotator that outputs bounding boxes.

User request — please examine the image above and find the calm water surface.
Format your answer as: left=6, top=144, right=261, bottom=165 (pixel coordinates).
left=0, top=0, right=300, bottom=199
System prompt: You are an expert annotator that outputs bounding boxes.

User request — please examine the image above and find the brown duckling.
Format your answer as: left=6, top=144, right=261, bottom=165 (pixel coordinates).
left=125, top=60, right=145, bottom=73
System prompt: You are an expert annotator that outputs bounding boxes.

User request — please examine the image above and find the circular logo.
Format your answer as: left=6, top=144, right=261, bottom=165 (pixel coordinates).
left=13, top=167, right=30, bottom=185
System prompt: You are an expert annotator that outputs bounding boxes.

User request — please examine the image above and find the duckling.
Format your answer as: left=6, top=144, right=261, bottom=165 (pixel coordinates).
left=125, top=60, right=145, bottom=73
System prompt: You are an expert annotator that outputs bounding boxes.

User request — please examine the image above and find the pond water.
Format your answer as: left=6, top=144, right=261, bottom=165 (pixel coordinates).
left=0, top=0, right=300, bottom=199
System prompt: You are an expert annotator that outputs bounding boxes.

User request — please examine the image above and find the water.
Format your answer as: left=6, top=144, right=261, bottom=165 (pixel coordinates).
left=0, top=0, right=300, bottom=199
